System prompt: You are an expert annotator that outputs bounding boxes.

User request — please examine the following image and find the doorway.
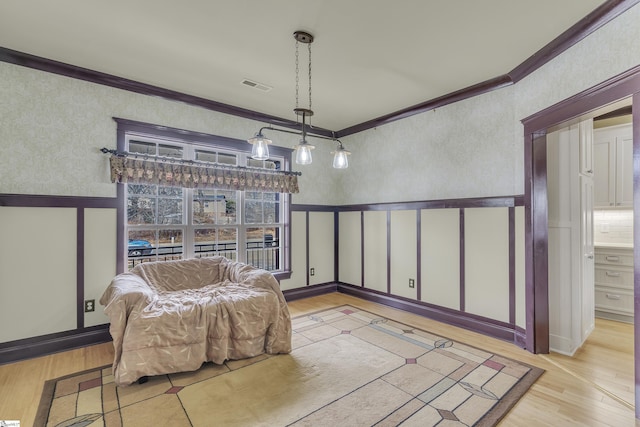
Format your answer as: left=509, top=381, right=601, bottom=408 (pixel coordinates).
left=523, top=65, right=640, bottom=417
left=545, top=103, right=634, bottom=409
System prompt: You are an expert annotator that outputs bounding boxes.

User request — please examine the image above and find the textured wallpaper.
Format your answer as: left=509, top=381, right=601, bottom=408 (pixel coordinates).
left=0, top=63, right=338, bottom=204
left=1, top=3, right=639, bottom=206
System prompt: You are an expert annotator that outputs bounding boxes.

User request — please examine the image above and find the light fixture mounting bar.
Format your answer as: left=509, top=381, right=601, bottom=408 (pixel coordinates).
left=255, top=125, right=336, bottom=142
left=294, top=108, right=314, bottom=117
left=293, top=31, right=314, bottom=44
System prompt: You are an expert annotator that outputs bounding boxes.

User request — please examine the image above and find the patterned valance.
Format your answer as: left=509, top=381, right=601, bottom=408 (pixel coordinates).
left=106, top=151, right=300, bottom=194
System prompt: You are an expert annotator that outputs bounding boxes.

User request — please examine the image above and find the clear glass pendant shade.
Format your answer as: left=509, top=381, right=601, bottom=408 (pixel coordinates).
left=247, top=134, right=271, bottom=160
left=295, top=140, right=314, bottom=165
left=332, top=149, right=349, bottom=169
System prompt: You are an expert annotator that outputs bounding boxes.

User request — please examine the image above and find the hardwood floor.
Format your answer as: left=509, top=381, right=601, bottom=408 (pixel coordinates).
left=1, top=292, right=637, bottom=426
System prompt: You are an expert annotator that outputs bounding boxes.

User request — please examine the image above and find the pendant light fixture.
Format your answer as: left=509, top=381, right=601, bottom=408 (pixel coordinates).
left=331, top=140, right=350, bottom=169
left=247, top=30, right=351, bottom=169
left=292, top=31, right=315, bottom=165
left=247, top=131, right=271, bottom=161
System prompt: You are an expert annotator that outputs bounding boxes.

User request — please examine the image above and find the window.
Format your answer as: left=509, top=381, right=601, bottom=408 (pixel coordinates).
left=123, top=132, right=289, bottom=275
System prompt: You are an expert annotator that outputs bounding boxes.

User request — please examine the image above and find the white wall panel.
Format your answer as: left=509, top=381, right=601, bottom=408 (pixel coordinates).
left=363, top=211, right=387, bottom=292
left=421, top=208, right=460, bottom=310
left=279, top=211, right=307, bottom=291
left=464, top=207, right=509, bottom=322
left=84, top=208, right=116, bottom=327
left=338, top=211, right=361, bottom=286
left=390, top=210, right=417, bottom=299
left=309, top=212, right=334, bottom=286
left=0, top=207, right=77, bottom=342
left=515, top=206, right=526, bottom=329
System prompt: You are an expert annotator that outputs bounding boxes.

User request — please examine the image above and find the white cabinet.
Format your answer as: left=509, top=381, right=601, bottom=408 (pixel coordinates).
left=579, top=119, right=594, bottom=176
left=547, top=121, right=595, bottom=355
left=593, top=124, right=633, bottom=208
left=594, top=246, right=634, bottom=323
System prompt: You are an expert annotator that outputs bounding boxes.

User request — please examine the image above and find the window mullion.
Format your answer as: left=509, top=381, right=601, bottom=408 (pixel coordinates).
left=184, top=188, right=194, bottom=258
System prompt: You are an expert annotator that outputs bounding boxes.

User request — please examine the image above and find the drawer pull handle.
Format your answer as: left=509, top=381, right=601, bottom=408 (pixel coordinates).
left=605, top=256, right=620, bottom=262
left=605, top=271, right=621, bottom=277
left=606, top=294, right=621, bottom=300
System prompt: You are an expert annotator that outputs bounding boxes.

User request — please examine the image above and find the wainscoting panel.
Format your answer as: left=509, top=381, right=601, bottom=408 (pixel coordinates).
left=338, top=211, right=362, bottom=286
left=279, top=211, right=307, bottom=291
left=363, top=210, right=388, bottom=293
left=420, top=208, right=460, bottom=310
left=0, top=206, right=77, bottom=342
left=464, top=207, right=510, bottom=322
left=308, top=212, right=335, bottom=286
left=84, top=208, right=117, bottom=328
left=515, top=206, right=526, bottom=329
left=389, top=210, right=417, bottom=300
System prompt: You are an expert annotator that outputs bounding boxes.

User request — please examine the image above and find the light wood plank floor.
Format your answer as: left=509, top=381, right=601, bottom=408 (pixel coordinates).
left=0, top=292, right=637, bottom=426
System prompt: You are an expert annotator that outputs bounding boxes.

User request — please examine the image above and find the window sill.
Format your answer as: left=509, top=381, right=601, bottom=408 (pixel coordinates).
left=273, top=271, right=292, bottom=281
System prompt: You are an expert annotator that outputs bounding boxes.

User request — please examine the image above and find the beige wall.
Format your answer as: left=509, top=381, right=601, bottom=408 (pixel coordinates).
left=363, top=211, right=388, bottom=293
left=0, top=207, right=77, bottom=341
left=389, top=210, right=417, bottom=299
left=421, top=208, right=460, bottom=310
left=308, top=212, right=335, bottom=286
left=84, top=208, right=117, bottom=327
left=464, top=207, right=510, bottom=322
left=338, top=211, right=362, bottom=286
left=279, top=211, right=307, bottom=291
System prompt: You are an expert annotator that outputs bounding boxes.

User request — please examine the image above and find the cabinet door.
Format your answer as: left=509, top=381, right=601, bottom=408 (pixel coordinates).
left=580, top=176, right=595, bottom=341
left=592, top=136, right=615, bottom=207
left=579, top=119, right=594, bottom=176
left=615, top=134, right=633, bottom=207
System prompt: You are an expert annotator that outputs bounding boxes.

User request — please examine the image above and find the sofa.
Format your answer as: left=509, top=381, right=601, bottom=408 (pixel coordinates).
left=99, top=256, right=292, bottom=386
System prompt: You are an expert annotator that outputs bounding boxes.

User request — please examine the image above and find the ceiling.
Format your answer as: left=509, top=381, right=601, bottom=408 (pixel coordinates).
left=0, top=0, right=608, bottom=132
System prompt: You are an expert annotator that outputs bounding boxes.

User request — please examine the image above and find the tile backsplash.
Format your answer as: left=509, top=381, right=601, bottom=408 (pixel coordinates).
left=594, top=209, right=634, bottom=245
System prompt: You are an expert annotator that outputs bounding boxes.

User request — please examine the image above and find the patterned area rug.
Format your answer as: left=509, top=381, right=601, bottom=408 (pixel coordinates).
left=35, top=305, right=543, bottom=426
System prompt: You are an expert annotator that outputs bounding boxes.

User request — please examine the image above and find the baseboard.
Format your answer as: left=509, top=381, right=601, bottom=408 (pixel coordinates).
left=282, top=283, right=338, bottom=301
left=595, top=310, right=634, bottom=324
left=514, top=326, right=527, bottom=349
left=336, top=283, right=521, bottom=344
left=0, top=325, right=112, bottom=365
left=548, top=334, right=576, bottom=357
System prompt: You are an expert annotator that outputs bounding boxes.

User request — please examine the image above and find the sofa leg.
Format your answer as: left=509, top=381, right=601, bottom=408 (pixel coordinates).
left=137, top=376, right=148, bottom=385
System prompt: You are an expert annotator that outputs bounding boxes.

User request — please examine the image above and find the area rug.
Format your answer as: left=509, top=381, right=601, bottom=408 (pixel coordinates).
left=35, top=305, right=543, bottom=427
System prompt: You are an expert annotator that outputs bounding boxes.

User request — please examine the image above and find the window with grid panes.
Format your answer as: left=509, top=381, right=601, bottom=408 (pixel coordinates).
left=125, top=136, right=285, bottom=273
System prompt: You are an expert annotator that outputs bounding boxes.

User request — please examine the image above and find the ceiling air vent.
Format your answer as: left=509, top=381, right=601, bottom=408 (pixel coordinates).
left=241, top=79, right=272, bottom=92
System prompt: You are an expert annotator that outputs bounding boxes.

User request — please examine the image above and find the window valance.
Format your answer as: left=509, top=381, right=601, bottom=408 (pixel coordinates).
left=103, top=149, right=300, bottom=194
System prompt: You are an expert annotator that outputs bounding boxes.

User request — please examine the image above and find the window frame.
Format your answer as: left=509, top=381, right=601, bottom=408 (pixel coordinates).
left=114, top=118, right=293, bottom=280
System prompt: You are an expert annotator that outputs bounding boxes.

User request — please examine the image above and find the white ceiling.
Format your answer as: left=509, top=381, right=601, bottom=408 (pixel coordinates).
left=0, top=0, right=606, bottom=131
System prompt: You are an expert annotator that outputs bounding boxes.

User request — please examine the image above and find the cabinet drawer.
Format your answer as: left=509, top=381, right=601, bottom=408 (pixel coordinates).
left=595, top=287, right=633, bottom=315
left=594, top=266, right=633, bottom=288
left=594, top=251, right=633, bottom=267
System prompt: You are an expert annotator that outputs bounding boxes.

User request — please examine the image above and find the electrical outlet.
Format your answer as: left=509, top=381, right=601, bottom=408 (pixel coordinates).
left=84, top=299, right=95, bottom=313
left=310, top=268, right=315, bottom=276
left=408, top=279, right=415, bottom=288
